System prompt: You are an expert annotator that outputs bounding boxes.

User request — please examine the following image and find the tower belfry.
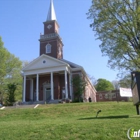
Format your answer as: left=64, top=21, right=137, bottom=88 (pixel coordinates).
left=39, top=0, right=63, bottom=59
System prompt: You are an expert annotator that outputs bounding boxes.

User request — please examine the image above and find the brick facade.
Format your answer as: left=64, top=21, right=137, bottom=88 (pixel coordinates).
left=25, top=73, right=71, bottom=101
left=96, top=90, right=128, bottom=102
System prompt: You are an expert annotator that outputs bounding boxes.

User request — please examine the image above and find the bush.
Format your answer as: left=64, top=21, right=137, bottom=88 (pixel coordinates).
left=6, top=83, right=17, bottom=106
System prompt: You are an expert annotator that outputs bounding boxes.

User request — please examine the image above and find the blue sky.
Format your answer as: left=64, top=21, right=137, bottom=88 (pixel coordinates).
left=0, top=0, right=119, bottom=82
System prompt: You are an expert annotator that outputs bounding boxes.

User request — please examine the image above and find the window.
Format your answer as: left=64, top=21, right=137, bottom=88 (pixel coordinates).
left=104, top=93, right=108, bottom=99
left=46, top=44, right=51, bottom=53
left=43, top=60, right=46, bottom=63
left=58, top=47, right=61, bottom=55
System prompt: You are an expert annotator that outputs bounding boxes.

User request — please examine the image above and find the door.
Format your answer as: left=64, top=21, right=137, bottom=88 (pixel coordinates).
left=46, top=87, right=51, bottom=101
left=43, top=84, right=51, bottom=102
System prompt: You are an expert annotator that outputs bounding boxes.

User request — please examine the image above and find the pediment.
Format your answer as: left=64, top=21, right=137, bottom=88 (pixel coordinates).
left=23, top=54, right=68, bottom=71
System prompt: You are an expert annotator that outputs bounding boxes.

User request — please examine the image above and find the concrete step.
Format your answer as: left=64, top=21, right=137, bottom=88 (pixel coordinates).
left=48, top=100, right=59, bottom=104
left=22, top=101, right=45, bottom=105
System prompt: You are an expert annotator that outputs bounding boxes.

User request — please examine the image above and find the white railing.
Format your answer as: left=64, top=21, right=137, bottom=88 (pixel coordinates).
left=40, top=33, right=58, bottom=40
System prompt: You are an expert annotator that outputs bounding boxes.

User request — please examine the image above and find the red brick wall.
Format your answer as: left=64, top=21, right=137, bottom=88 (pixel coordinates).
left=43, top=21, right=59, bottom=35
left=54, top=75, right=59, bottom=99
left=40, top=39, right=57, bottom=57
left=96, top=90, right=128, bottom=102
left=38, top=75, right=50, bottom=101
left=59, top=75, right=65, bottom=99
left=40, top=20, right=63, bottom=59
left=25, top=74, right=66, bottom=101
left=25, top=80, right=30, bottom=101
left=33, top=78, right=36, bottom=101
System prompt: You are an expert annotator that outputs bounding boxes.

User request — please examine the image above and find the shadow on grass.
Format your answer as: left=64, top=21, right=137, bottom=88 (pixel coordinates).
left=130, top=115, right=140, bottom=118
left=78, top=115, right=129, bottom=120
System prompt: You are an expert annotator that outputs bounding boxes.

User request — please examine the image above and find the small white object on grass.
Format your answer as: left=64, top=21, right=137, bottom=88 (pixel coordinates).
left=34, top=104, right=39, bottom=109
left=0, top=106, right=5, bottom=110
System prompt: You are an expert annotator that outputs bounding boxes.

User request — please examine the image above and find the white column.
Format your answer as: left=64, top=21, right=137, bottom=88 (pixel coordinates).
left=23, top=75, right=26, bottom=102
left=30, top=79, right=33, bottom=101
left=51, top=72, right=54, bottom=100
left=65, top=70, right=68, bottom=99
left=36, top=74, right=39, bottom=101
left=69, top=73, right=72, bottom=99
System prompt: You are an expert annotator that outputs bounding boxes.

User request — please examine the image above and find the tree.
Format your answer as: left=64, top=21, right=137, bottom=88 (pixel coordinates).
left=95, top=78, right=114, bottom=91
left=22, top=60, right=30, bottom=68
left=112, top=80, right=120, bottom=90
left=6, top=83, right=17, bottom=105
left=0, top=37, right=22, bottom=104
left=72, top=75, right=87, bottom=102
left=0, top=37, right=9, bottom=84
left=4, top=54, right=23, bottom=101
left=0, top=37, right=10, bottom=103
left=87, top=74, right=97, bottom=85
left=119, top=74, right=131, bottom=88
left=112, top=75, right=131, bottom=89
left=87, top=0, right=140, bottom=73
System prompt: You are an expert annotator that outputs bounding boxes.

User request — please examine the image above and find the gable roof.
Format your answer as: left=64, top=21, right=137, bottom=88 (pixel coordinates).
left=22, top=54, right=69, bottom=71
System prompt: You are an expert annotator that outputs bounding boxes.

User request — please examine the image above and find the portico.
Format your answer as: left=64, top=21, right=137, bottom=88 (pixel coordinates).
left=22, top=54, right=72, bottom=103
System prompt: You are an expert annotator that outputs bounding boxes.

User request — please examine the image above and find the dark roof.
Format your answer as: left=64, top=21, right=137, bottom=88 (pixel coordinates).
left=59, top=59, right=83, bottom=69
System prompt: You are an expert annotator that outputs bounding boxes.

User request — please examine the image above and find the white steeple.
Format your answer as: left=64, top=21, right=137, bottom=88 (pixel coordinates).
left=47, top=0, right=57, bottom=21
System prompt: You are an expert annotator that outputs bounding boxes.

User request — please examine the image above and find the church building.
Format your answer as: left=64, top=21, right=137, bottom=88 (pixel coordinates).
left=22, top=0, right=96, bottom=103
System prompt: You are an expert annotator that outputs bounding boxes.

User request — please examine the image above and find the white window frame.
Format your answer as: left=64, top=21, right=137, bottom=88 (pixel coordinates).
left=46, top=44, right=51, bottom=53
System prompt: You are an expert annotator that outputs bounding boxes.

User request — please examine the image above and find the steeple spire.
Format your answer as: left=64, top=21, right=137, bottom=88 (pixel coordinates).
left=47, top=0, right=57, bottom=21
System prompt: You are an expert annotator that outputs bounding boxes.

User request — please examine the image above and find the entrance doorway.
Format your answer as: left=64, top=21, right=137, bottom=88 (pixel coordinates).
left=43, top=84, right=51, bottom=102
left=45, top=87, right=51, bottom=101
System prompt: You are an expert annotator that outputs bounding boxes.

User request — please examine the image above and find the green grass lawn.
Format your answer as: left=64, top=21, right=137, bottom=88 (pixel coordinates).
left=0, top=102, right=140, bottom=140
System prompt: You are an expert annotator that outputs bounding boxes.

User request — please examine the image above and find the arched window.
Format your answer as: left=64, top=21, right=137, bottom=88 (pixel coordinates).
left=46, top=44, right=51, bottom=53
